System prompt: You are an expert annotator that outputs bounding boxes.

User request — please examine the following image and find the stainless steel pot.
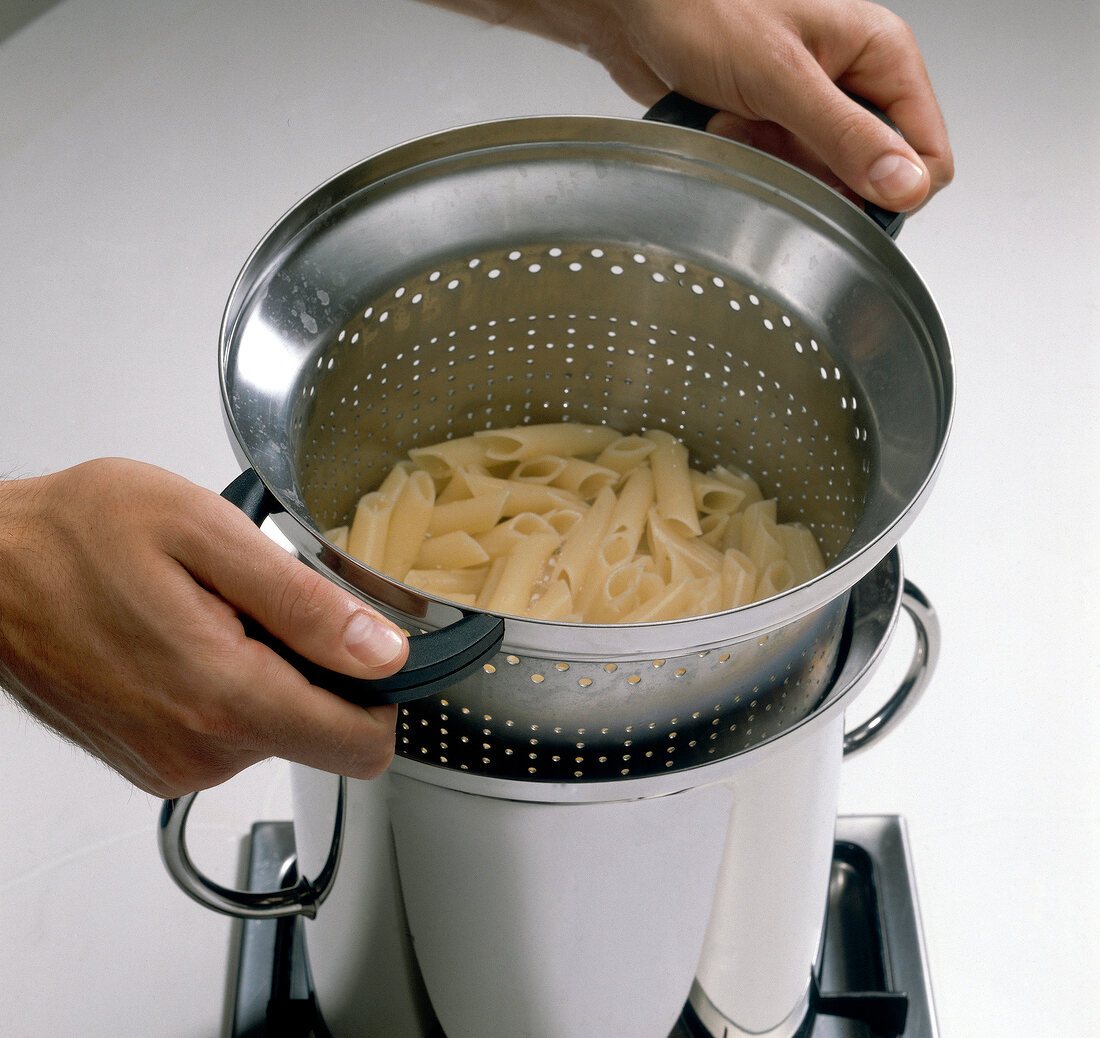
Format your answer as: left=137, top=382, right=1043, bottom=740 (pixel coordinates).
left=162, top=550, right=938, bottom=1037
left=161, top=100, right=952, bottom=1038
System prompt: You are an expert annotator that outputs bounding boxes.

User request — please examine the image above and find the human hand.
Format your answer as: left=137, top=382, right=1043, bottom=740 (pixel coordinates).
left=603, top=0, right=953, bottom=211
left=0, top=459, right=408, bottom=797
left=427, top=0, right=953, bottom=212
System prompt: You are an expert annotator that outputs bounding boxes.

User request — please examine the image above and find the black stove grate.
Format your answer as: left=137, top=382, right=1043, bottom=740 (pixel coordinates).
left=230, top=816, right=937, bottom=1038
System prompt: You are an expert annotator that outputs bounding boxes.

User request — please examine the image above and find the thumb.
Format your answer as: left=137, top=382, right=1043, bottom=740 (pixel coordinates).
left=754, top=60, right=931, bottom=213
left=182, top=498, right=409, bottom=680
left=849, top=102, right=929, bottom=212
left=247, top=556, right=411, bottom=680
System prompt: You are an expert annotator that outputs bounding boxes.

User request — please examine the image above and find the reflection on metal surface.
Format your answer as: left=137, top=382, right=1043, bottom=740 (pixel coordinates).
left=230, top=815, right=937, bottom=1038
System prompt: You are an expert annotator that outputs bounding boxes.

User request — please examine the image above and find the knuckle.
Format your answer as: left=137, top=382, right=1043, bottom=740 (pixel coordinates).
left=881, top=11, right=918, bottom=50
left=276, top=565, right=339, bottom=633
left=349, top=740, right=396, bottom=781
left=831, top=104, right=877, bottom=163
left=336, top=709, right=397, bottom=780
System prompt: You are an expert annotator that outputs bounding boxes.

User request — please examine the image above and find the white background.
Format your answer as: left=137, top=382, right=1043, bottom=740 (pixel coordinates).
left=1, top=0, right=1097, bottom=1035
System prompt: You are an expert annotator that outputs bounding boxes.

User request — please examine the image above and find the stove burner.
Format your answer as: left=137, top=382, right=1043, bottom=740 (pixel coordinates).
left=229, top=816, right=937, bottom=1038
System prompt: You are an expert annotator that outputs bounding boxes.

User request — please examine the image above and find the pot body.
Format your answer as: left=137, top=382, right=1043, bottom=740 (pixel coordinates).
left=292, top=700, right=845, bottom=1038
left=158, top=540, right=933, bottom=1038
left=691, top=712, right=844, bottom=1036
left=290, top=769, right=435, bottom=1038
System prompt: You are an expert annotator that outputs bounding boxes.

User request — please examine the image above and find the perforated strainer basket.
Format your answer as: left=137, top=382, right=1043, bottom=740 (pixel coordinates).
left=219, top=113, right=952, bottom=782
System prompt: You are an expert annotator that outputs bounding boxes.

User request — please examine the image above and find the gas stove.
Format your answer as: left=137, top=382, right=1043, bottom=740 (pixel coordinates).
left=228, top=815, right=937, bottom=1038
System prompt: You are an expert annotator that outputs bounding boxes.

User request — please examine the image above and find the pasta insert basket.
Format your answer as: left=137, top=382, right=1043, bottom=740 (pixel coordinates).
left=219, top=113, right=953, bottom=782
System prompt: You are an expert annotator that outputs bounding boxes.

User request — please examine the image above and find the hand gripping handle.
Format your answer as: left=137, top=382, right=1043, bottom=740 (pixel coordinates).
left=643, top=92, right=906, bottom=239
left=221, top=468, right=505, bottom=707
left=159, top=469, right=507, bottom=920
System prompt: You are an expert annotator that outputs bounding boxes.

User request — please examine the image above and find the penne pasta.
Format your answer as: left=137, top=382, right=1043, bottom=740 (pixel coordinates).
left=645, top=429, right=702, bottom=537
left=482, top=533, right=561, bottom=615
left=775, top=523, right=827, bottom=586
left=590, top=557, right=660, bottom=623
left=378, top=464, right=412, bottom=498
left=595, top=434, right=656, bottom=475
left=601, top=465, right=655, bottom=567
left=621, top=576, right=708, bottom=624
left=511, top=456, right=568, bottom=484
left=475, top=556, right=509, bottom=611
left=405, top=566, right=489, bottom=600
left=691, top=469, right=748, bottom=515
left=711, top=464, right=765, bottom=509
left=465, top=470, right=580, bottom=516
left=550, top=457, right=621, bottom=499
left=381, top=469, right=436, bottom=581
left=476, top=512, right=561, bottom=558
left=475, top=422, right=621, bottom=462
left=527, top=578, right=576, bottom=621
left=408, top=435, right=493, bottom=478
left=428, top=487, right=508, bottom=537
left=721, top=549, right=757, bottom=609
left=554, top=484, right=616, bottom=596
left=324, top=525, right=349, bottom=552
left=347, top=491, right=395, bottom=569
left=434, top=465, right=482, bottom=505
left=414, top=530, right=491, bottom=570
left=742, top=499, right=785, bottom=573
left=544, top=506, right=586, bottom=538
left=338, top=420, right=828, bottom=623
left=756, top=559, right=797, bottom=600
left=646, top=509, right=724, bottom=584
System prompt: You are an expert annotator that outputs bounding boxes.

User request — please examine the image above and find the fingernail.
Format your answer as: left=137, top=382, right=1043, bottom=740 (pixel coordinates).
left=868, top=153, right=925, bottom=200
left=345, top=612, right=405, bottom=668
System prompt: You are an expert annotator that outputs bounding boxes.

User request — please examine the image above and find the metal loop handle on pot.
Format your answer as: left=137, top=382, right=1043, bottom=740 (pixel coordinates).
left=222, top=468, right=505, bottom=707
left=842, top=580, right=939, bottom=756
left=643, top=92, right=907, bottom=239
left=158, top=777, right=347, bottom=920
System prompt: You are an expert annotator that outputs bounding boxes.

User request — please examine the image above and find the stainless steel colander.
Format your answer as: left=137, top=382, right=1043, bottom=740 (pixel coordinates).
left=219, top=111, right=952, bottom=781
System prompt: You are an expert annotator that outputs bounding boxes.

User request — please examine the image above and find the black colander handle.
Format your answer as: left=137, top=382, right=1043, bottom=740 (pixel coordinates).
left=222, top=469, right=504, bottom=706
left=643, top=92, right=906, bottom=239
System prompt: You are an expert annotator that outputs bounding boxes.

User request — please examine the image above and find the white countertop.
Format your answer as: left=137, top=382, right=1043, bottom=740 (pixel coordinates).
left=1, top=1, right=1097, bottom=1035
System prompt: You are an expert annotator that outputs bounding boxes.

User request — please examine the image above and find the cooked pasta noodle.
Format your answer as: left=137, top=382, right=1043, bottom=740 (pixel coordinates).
left=331, top=422, right=828, bottom=622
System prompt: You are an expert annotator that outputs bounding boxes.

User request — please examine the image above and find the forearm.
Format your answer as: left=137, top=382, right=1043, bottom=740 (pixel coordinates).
left=416, top=0, right=632, bottom=81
